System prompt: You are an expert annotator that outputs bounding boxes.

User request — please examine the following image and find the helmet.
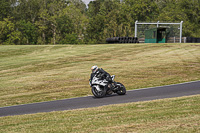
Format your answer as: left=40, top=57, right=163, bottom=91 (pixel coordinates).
left=91, top=65, right=98, bottom=73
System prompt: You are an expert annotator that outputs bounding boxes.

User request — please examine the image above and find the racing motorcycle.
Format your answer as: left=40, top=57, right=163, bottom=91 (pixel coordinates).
left=89, top=75, right=126, bottom=98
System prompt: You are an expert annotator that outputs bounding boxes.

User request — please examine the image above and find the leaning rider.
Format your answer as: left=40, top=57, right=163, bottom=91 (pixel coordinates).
left=90, top=65, right=112, bottom=87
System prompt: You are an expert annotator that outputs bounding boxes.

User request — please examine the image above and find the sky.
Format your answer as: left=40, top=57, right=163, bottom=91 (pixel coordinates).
left=82, top=0, right=93, bottom=6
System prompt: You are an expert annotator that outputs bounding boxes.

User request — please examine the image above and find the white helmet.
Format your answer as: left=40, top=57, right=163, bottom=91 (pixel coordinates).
left=91, top=65, right=98, bottom=73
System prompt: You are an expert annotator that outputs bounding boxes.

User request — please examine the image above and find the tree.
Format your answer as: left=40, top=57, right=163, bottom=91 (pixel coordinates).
left=86, top=0, right=122, bottom=43
left=86, top=14, right=105, bottom=43
left=87, top=0, right=104, bottom=18
left=1, top=0, right=200, bottom=44
left=36, top=0, right=87, bottom=44
left=13, top=0, right=41, bottom=23
left=123, top=0, right=159, bottom=21
left=178, top=0, right=200, bottom=37
left=0, top=0, right=11, bottom=20
left=0, top=17, right=22, bottom=45
left=157, top=0, right=200, bottom=37
left=17, top=20, right=38, bottom=44
left=63, top=4, right=88, bottom=43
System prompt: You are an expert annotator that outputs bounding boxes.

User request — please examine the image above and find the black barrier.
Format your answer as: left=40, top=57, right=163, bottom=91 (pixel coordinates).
left=106, top=37, right=120, bottom=43
left=197, top=38, right=200, bottom=43
left=186, top=37, right=200, bottom=43
left=106, top=37, right=139, bottom=43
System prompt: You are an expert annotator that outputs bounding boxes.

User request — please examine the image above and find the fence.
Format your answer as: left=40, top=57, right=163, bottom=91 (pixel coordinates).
left=138, top=37, right=187, bottom=43
left=167, top=37, right=187, bottom=43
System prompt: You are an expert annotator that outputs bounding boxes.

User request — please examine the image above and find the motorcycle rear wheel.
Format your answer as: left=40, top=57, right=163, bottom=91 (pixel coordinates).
left=92, top=86, right=106, bottom=98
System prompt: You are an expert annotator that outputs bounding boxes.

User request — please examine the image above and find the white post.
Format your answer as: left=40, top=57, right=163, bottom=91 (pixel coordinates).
left=174, top=37, right=175, bottom=43
left=135, top=20, right=138, bottom=37
left=180, top=21, right=183, bottom=43
left=157, top=21, right=159, bottom=27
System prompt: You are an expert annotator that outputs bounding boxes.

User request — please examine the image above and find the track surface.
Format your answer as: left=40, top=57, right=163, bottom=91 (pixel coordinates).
left=1, top=81, right=200, bottom=117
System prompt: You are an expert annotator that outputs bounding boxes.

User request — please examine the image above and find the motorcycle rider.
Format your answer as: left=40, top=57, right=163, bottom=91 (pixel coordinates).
left=90, top=65, right=112, bottom=87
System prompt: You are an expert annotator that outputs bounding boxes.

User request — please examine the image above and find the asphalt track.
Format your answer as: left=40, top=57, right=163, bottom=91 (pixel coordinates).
left=0, top=81, right=200, bottom=117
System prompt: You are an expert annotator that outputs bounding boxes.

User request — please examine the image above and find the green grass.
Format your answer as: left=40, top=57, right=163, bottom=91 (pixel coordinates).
left=0, top=95, right=199, bottom=133
left=1, top=43, right=200, bottom=132
left=0, top=43, right=200, bottom=107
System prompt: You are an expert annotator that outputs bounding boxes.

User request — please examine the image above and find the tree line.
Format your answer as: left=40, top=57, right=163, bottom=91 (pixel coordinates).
left=0, top=0, right=199, bottom=45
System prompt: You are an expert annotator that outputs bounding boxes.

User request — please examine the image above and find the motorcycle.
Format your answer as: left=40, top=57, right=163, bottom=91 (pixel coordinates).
left=89, top=75, right=126, bottom=98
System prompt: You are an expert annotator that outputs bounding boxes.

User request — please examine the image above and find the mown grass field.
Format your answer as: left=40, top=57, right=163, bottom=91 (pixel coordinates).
left=0, top=43, right=200, bottom=107
left=1, top=43, right=200, bottom=132
left=0, top=95, right=200, bottom=132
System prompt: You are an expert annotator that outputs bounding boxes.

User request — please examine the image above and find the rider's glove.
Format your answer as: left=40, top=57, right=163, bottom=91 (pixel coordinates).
left=106, top=76, right=112, bottom=81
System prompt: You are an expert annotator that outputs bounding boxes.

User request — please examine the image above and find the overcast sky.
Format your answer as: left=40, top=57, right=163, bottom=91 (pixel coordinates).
left=82, top=0, right=93, bottom=6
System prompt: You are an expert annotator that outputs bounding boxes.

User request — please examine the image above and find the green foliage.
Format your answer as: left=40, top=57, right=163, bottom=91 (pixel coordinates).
left=0, top=0, right=11, bottom=21
left=0, top=17, right=22, bottom=45
left=0, top=0, right=200, bottom=44
left=17, top=20, right=38, bottom=44
left=59, top=33, right=78, bottom=44
left=124, top=0, right=159, bottom=21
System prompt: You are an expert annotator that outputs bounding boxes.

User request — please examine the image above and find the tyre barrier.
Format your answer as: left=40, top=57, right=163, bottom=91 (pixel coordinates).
left=106, top=37, right=139, bottom=43
left=186, top=37, right=200, bottom=43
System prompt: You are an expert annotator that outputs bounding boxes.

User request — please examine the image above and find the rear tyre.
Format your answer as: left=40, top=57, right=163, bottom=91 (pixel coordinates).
left=92, top=86, right=106, bottom=98
left=116, top=82, right=126, bottom=95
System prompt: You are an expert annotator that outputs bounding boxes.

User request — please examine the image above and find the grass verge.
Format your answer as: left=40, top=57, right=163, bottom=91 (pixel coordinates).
left=0, top=95, right=199, bottom=133
left=0, top=43, right=200, bottom=107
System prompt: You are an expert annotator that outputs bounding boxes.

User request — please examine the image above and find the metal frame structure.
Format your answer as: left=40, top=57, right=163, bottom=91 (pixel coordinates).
left=135, top=21, right=183, bottom=43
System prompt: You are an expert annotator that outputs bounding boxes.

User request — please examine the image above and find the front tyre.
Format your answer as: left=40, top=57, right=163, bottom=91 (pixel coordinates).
left=92, top=86, right=106, bottom=98
left=116, top=82, right=126, bottom=95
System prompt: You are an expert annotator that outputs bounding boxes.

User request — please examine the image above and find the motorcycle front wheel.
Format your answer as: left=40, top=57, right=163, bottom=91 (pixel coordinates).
left=91, top=86, right=106, bottom=98
left=116, top=82, right=126, bottom=95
